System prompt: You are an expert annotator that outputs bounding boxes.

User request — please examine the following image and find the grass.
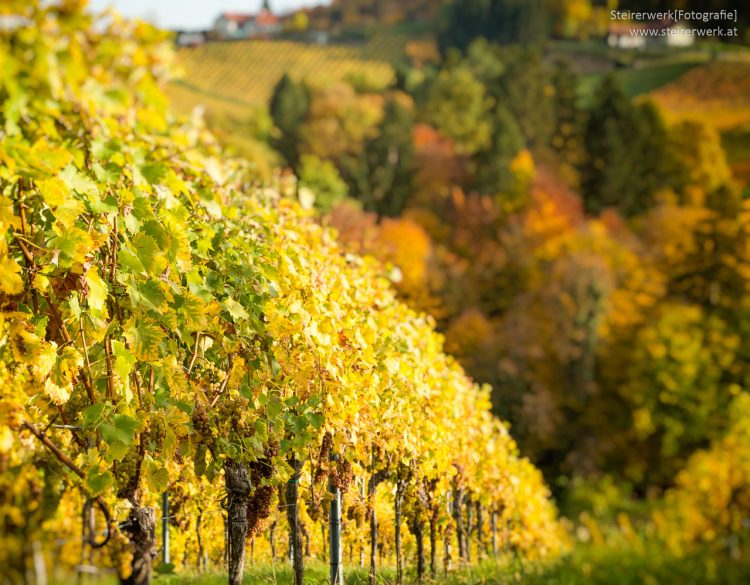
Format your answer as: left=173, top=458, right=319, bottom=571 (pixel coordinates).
left=156, top=557, right=534, bottom=585
left=47, top=543, right=750, bottom=585
left=151, top=548, right=750, bottom=585
left=526, top=544, right=750, bottom=585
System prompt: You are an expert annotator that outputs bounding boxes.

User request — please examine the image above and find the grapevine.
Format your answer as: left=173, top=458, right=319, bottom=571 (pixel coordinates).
left=0, top=2, right=566, bottom=584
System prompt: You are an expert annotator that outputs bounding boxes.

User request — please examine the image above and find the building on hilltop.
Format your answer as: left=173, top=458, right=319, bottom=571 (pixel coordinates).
left=213, top=2, right=281, bottom=40
left=607, top=20, right=695, bottom=50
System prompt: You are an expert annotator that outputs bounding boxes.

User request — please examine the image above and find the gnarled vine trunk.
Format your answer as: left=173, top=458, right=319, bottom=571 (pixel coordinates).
left=285, top=457, right=304, bottom=585
left=367, top=470, right=386, bottom=585
left=196, top=509, right=205, bottom=572
left=120, top=505, right=156, bottom=585
left=465, top=499, right=473, bottom=563
left=491, top=511, right=498, bottom=557
left=269, top=521, right=277, bottom=561
left=224, top=460, right=251, bottom=585
left=429, top=514, right=437, bottom=578
left=369, top=497, right=378, bottom=585
left=451, top=485, right=465, bottom=561
left=475, top=502, right=483, bottom=560
left=409, top=518, right=425, bottom=581
left=394, top=479, right=405, bottom=585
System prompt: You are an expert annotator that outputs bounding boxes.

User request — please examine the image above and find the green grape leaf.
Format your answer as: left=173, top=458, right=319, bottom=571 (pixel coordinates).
left=118, top=248, right=146, bottom=274
left=223, top=298, right=249, bottom=322
left=86, top=469, right=115, bottom=497
left=89, top=193, right=119, bottom=215
left=140, top=163, right=167, bottom=185
left=81, top=403, right=107, bottom=429
left=100, top=414, right=140, bottom=447
left=309, top=412, right=325, bottom=429
left=293, top=415, right=309, bottom=434
left=129, top=279, right=170, bottom=314
left=266, top=396, right=283, bottom=418
left=60, top=165, right=99, bottom=200
left=107, top=441, right=130, bottom=462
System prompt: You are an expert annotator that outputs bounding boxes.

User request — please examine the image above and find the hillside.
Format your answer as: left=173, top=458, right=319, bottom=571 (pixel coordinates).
left=169, top=32, right=409, bottom=111
left=649, top=60, right=750, bottom=185
left=650, top=60, right=750, bottom=129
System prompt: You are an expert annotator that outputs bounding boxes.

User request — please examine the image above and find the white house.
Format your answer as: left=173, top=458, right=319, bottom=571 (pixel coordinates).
left=607, top=21, right=695, bottom=50
left=213, top=13, right=255, bottom=39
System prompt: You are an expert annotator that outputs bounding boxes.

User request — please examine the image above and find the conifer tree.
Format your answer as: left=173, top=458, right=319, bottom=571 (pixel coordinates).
left=581, top=76, right=671, bottom=217
left=270, top=74, right=310, bottom=168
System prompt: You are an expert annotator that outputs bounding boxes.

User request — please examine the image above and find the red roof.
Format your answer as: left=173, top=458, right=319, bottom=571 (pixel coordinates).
left=256, top=11, right=279, bottom=26
left=220, top=12, right=255, bottom=25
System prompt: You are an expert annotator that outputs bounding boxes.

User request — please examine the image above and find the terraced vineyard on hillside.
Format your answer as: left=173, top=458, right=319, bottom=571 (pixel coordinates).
left=170, top=33, right=408, bottom=112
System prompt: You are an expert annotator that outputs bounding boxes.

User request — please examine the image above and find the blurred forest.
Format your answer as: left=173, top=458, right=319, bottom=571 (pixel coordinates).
left=240, top=0, right=750, bottom=558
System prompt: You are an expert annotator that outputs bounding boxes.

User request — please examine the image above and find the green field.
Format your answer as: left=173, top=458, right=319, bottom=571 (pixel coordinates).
left=578, top=62, right=701, bottom=106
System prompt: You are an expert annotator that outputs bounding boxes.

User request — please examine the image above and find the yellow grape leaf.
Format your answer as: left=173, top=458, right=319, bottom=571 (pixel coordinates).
left=37, top=177, right=69, bottom=207
left=85, top=266, right=108, bottom=314
left=0, top=256, right=23, bottom=295
left=0, top=196, right=21, bottom=231
left=44, top=378, right=71, bottom=404
left=32, top=341, right=58, bottom=382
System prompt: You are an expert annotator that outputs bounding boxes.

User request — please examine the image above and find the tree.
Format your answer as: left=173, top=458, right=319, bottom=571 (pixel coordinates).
left=298, top=82, right=383, bottom=162
left=619, top=303, right=739, bottom=486
left=551, top=60, right=585, bottom=183
left=497, top=48, right=554, bottom=151
left=664, top=392, right=750, bottom=550
left=348, top=98, right=415, bottom=217
left=424, top=66, right=494, bottom=156
left=438, top=0, right=549, bottom=54
left=473, top=105, right=525, bottom=199
left=666, top=119, right=733, bottom=199
left=581, top=76, right=672, bottom=217
left=270, top=74, right=310, bottom=168
left=298, top=154, right=349, bottom=212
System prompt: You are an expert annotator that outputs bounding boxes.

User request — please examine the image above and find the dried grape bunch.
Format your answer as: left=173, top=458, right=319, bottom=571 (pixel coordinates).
left=313, top=432, right=333, bottom=484
left=330, top=457, right=353, bottom=493
left=246, top=443, right=279, bottom=537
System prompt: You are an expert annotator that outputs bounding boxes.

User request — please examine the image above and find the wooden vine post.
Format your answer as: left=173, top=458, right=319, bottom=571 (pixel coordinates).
left=161, top=492, right=170, bottom=566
